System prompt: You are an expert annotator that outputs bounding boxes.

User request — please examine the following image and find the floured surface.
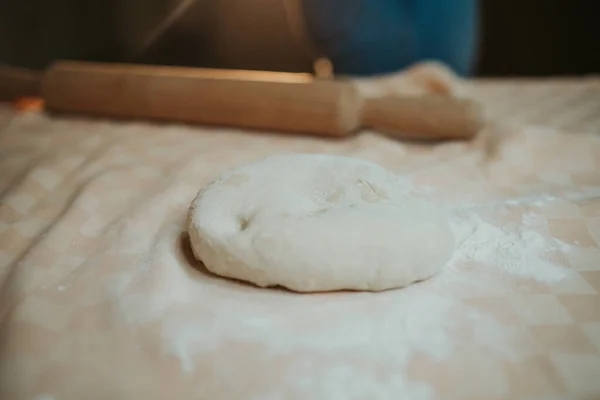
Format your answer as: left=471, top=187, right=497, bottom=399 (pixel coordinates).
left=1, top=79, right=600, bottom=400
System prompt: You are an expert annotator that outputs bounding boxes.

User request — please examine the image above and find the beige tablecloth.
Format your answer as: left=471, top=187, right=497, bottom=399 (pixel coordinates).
left=1, top=78, right=599, bottom=400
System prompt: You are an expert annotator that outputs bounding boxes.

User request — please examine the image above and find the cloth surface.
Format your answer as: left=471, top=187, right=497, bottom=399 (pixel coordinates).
left=1, top=78, right=600, bottom=400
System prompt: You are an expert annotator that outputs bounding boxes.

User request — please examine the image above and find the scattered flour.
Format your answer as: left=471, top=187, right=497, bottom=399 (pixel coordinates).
left=102, top=186, right=583, bottom=398
left=447, top=211, right=573, bottom=283
left=151, top=200, right=577, bottom=386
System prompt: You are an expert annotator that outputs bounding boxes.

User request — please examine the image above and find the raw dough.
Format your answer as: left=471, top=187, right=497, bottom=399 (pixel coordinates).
left=187, top=154, right=455, bottom=292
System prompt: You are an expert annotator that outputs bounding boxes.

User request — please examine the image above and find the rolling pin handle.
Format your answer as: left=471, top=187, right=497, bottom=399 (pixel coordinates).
left=361, top=95, right=483, bottom=140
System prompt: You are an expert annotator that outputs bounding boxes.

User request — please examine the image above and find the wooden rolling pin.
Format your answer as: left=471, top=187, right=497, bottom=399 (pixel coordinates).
left=7, top=61, right=484, bottom=140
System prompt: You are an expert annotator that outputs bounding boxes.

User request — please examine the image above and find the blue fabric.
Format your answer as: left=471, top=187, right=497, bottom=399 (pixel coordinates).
left=301, top=0, right=478, bottom=76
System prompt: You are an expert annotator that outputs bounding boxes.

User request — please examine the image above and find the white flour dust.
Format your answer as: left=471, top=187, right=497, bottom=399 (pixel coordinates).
left=446, top=210, right=573, bottom=283
left=149, top=199, right=577, bottom=383
left=103, top=184, right=580, bottom=398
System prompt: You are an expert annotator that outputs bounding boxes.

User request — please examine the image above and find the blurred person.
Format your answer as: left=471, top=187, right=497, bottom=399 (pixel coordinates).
left=301, top=0, right=479, bottom=76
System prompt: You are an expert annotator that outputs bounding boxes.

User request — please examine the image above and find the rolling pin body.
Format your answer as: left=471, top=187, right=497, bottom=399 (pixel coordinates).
left=42, top=61, right=482, bottom=139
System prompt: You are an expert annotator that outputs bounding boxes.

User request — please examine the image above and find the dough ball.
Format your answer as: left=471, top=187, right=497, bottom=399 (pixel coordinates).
left=187, top=154, right=455, bottom=292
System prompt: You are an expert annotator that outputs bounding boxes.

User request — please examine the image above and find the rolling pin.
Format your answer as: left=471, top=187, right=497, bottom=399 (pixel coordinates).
left=12, top=61, right=483, bottom=140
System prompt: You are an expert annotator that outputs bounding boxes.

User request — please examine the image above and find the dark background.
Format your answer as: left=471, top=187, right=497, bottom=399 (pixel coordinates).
left=476, top=1, right=599, bottom=76
left=1, top=0, right=599, bottom=76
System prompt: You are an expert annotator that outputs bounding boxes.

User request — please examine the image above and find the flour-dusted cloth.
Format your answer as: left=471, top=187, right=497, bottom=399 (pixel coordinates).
left=1, top=79, right=600, bottom=400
